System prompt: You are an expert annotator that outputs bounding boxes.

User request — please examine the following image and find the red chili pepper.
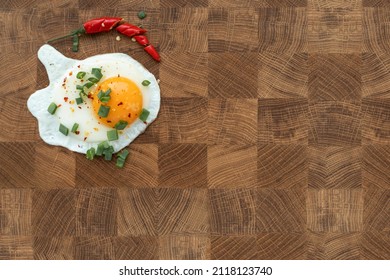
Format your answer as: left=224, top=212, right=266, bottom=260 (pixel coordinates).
left=47, top=17, right=123, bottom=43
left=144, top=45, right=160, bottom=62
left=133, top=35, right=149, bottom=46
left=116, top=23, right=147, bottom=38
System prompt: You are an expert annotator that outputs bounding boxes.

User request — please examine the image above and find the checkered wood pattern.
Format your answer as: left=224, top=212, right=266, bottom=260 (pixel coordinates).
left=0, top=0, right=389, bottom=260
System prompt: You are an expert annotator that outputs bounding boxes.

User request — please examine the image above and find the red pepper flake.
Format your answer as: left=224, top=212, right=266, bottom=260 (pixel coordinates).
left=107, top=120, right=112, bottom=123
left=63, top=77, right=67, bottom=83
left=57, top=104, right=62, bottom=108
left=69, top=71, right=73, bottom=76
left=117, top=102, right=123, bottom=106
left=117, top=74, right=120, bottom=77
left=75, top=131, right=80, bottom=135
left=128, top=113, right=131, bottom=118
left=64, top=97, right=69, bottom=102
left=77, top=65, right=80, bottom=68
left=78, top=106, right=82, bottom=109
left=143, top=121, right=147, bottom=125
left=84, top=137, right=87, bottom=141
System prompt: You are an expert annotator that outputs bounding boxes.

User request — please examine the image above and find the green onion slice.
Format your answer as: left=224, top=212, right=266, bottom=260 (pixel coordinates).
left=75, top=97, right=83, bottom=105
left=72, top=34, right=79, bottom=52
left=59, top=124, right=69, bottom=136
left=91, top=68, right=103, bottom=80
left=86, top=147, right=96, bottom=160
left=71, top=123, right=79, bottom=133
left=138, top=11, right=147, bottom=20
left=83, top=82, right=94, bottom=89
left=47, top=102, right=57, bottom=115
left=88, top=77, right=99, bottom=84
left=107, top=130, right=118, bottom=141
left=98, top=105, right=110, bottom=118
left=139, top=108, right=150, bottom=122
left=118, top=149, right=129, bottom=160
left=142, top=80, right=151, bottom=86
left=114, top=120, right=128, bottom=130
left=76, top=72, right=86, bottom=79
left=116, top=157, right=126, bottom=168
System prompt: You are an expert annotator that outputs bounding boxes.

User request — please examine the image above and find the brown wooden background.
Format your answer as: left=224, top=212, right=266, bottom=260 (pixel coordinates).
left=0, top=0, right=389, bottom=260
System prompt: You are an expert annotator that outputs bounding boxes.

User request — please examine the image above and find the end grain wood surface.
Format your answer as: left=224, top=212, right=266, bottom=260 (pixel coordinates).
left=0, top=0, right=389, bottom=260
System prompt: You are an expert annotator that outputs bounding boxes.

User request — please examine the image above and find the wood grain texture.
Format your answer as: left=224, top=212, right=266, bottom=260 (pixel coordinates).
left=1, top=0, right=389, bottom=260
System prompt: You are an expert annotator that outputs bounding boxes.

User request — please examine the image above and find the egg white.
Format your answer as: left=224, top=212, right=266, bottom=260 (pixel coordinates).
left=27, top=44, right=160, bottom=153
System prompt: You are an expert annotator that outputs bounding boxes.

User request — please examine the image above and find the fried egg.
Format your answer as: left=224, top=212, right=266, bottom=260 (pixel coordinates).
left=27, top=44, right=160, bottom=153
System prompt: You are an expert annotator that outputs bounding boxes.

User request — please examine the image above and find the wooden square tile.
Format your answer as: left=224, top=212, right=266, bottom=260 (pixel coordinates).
left=257, top=233, right=307, bottom=259
left=211, top=236, right=258, bottom=260
left=0, top=142, right=36, bottom=188
left=208, top=53, right=258, bottom=98
left=210, top=189, right=257, bottom=235
left=259, top=52, right=308, bottom=98
left=208, top=145, right=258, bottom=188
left=76, top=144, right=158, bottom=188
left=363, top=145, right=390, bottom=190
left=117, top=189, right=158, bottom=236
left=208, top=99, right=258, bottom=144
left=0, top=189, right=32, bottom=235
left=32, top=189, right=75, bottom=236
left=158, top=188, right=210, bottom=234
left=259, top=144, right=307, bottom=189
left=159, top=235, right=210, bottom=260
left=362, top=98, right=390, bottom=144
left=33, top=237, right=74, bottom=260
left=160, top=53, right=208, bottom=97
left=158, top=98, right=208, bottom=143
left=0, top=236, right=33, bottom=260
left=361, top=52, right=390, bottom=98
left=161, top=0, right=208, bottom=7
left=361, top=231, right=390, bottom=259
left=307, top=189, right=363, bottom=232
left=259, top=98, right=308, bottom=144
left=258, top=8, right=308, bottom=53
left=208, top=8, right=259, bottom=52
left=307, top=232, right=361, bottom=259
left=34, top=145, right=76, bottom=189
left=257, top=189, right=306, bottom=232
left=0, top=97, right=38, bottom=142
left=309, top=146, right=362, bottom=189
left=363, top=187, right=390, bottom=231
left=308, top=101, right=362, bottom=146
left=159, top=144, right=207, bottom=188
left=210, top=0, right=308, bottom=6
left=114, top=237, right=158, bottom=260
left=363, top=7, right=390, bottom=52
left=159, top=8, right=208, bottom=52
left=75, top=189, right=117, bottom=236
left=308, top=8, right=362, bottom=53
left=308, top=54, right=361, bottom=101
left=309, top=0, right=362, bottom=9
left=74, top=236, right=114, bottom=260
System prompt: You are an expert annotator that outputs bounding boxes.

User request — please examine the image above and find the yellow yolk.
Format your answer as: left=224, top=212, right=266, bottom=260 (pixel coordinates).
left=92, top=77, right=143, bottom=128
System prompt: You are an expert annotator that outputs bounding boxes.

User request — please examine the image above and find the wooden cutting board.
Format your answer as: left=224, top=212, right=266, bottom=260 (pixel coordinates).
left=0, top=0, right=389, bottom=260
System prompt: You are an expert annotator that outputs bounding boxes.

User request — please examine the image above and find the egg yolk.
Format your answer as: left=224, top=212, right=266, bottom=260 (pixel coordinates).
left=92, top=77, right=143, bottom=128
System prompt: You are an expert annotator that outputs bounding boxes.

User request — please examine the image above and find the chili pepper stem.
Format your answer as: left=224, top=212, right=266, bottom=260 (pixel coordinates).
left=46, top=27, right=85, bottom=43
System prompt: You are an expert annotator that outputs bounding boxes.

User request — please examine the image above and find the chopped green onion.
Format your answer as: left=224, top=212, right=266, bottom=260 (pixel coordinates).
left=118, top=149, right=129, bottom=160
left=75, top=97, right=83, bottom=105
left=83, top=82, right=94, bottom=89
left=72, top=34, right=79, bottom=52
left=91, top=68, right=103, bottom=80
left=107, top=129, right=118, bottom=141
left=139, top=108, right=150, bottom=122
left=98, top=105, right=110, bottom=118
left=76, top=72, right=86, bottom=79
left=97, top=88, right=111, bottom=103
left=114, top=120, right=128, bottom=130
left=59, top=124, right=69, bottom=136
left=86, top=147, right=96, bottom=160
left=103, top=145, right=114, bottom=161
left=138, top=11, right=147, bottom=19
left=116, top=157, right=126, bottom=168
left=88, top=77, right=99, bottom=84
left=76, top=85, right=84, bottom=90
left=47, top=102, right=57, bottom=115
left=96, top=141, right=110, bottom=156
left=142, top=80, right=151, bottom=86
left=71, top=123, right=79, bottom=133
